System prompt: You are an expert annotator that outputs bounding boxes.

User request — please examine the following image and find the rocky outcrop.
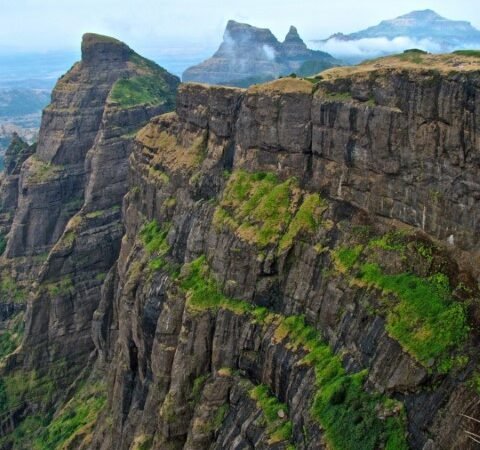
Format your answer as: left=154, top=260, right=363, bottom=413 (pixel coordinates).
left=183, top=20, right=339, bottom=87
left=0, top=33, right=179, bottom=447
left=0, top=134, right=35, bottom=237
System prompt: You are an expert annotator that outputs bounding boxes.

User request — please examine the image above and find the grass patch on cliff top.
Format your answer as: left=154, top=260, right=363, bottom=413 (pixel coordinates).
left=214, top=170, right=326, bottom=250
left=452, top=50, right=480, bottom=58
left=110, top=75, right=173, bottom=108
left=180, top=256, right=408, bottom=450
left=332, top=236, right=470, bottom=373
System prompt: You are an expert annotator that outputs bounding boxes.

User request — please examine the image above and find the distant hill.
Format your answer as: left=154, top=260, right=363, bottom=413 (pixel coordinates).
left=0, top=88, right=49, bottom=159
left=183, top=20, right=339, bottom=87
left=316, top=10, right=480, bottom=62
left=0, top=88, right=50, bottom=118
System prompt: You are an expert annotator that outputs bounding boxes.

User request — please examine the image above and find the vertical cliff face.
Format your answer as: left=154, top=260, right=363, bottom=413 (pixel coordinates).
left=87, top=60, right=479, bottom=450
left=1, top=47, right=480, bottom=450
left=0, top=34, right=179, bottom=447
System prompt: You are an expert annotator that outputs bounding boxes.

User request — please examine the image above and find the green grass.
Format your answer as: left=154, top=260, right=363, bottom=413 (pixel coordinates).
left=214, top=171, right=325, bottom=250
left=0, top=370, right=56, bottom=415
left=325, top=91, right=352, bottom=101
left=334, top=245, right=363, bottom=271
left=95, top=272, right=107, bottom=282
left=367, top=231, right=405, bottom=252
left=279, top=193, right=326, bottom=252
left=250, top=384, right=294, bottom=445
left=45, top=276, right=74, bottom=297
left=181, top=256, right=252, bottom=315
left=332, top=242, right=469, bottom=372
left=34, top=382, right=106, bottom=449
left=190, top=374, right=208, bottom=405
left=0, top=312, right=24, bottom=361
left=110, top=75, right=174, bottom=108
left=140, top=220, right=172, bottom=272
left=0, top=273, right=27, bottom=303
left=28, top=156, right=64, bottom=183
left=358, top=264, right=468, bottom=371
left=180, top=256, right=408, bottom=450
left=452, top=50, right=480, bottom=58
left=140, top=220, right=170, bottom=255
left=276, top=316, right=408, bottom=450
left=0, top=414, right=52, bottom=450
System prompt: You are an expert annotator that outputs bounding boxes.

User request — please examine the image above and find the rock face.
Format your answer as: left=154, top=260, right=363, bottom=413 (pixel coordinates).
left=183, top=20, right=339, bottom=87
left=0, top=33, right=179, bottom=445
left=0, top=134, right=35, bottom=236
left=1, top=46, right=480, bottom=450
left=89, top=59, right=479, bottom=449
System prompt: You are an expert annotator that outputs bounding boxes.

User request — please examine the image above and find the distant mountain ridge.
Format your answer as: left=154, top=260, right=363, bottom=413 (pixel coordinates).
left=183, top=20, right=339, bottom=87
left=317, top=9, right=480, bottom=62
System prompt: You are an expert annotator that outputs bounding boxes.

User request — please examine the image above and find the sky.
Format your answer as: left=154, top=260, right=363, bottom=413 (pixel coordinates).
left=1, top=0, right=480, bottom=57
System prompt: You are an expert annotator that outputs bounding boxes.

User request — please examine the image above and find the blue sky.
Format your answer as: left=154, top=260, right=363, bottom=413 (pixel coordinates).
left=0, top=0, right=479, bottom=55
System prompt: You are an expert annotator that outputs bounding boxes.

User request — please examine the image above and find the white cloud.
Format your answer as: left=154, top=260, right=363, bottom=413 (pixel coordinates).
left=262, top=45, right=276, bottom=60
left=313, top=36, right=444, bottom=59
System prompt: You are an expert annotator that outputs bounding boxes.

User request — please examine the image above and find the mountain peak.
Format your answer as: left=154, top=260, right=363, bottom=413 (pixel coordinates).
left=81, top=33, right=133, bottom=64
left=399, top=9, right=444, bottom=21
left=320, top=8, right=480, bottom=59
left=285, top=26, right=301, bottom=42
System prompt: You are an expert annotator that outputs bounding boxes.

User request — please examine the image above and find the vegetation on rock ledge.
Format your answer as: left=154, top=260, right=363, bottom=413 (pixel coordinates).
left=332, top=232, right=470, bottom=373
left=180, top=256, right=408, bottom=450
left=214, top=170, right=326, bottom=251
left=111, top=75, right=173, bottom=107
left=249, top=384, right=294, bottom=446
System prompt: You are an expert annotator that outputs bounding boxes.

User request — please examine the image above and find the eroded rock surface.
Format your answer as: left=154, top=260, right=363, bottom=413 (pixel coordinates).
left=1, top=48, right=480, bottom=450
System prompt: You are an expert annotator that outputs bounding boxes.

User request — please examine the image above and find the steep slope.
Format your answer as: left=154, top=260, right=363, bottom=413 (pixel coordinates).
left=183, top=21, right=338, bottom=87
left=0, top=33, right=179, bottom=448
left=87, top=54, right=480, bottom=450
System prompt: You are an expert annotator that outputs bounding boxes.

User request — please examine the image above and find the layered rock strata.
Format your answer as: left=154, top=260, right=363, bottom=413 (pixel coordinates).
left=89, top=63, right=480, bottom=450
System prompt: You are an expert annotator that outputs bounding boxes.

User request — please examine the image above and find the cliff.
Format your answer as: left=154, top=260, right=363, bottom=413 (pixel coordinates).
left=0, top=33, right=179, bottom=447
left=1, top=46, right=480, bottom=450
left=89, top=54, right=480, bottom=449
left=183, top=21, right=339, bottom=87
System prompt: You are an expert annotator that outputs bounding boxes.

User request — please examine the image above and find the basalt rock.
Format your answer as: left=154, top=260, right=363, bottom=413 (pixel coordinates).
left=0, top=33, right=179, bottom=443
left=1, top=49, right=480, bottom=450
left=89, top=58, right=480, bottom=450
left=182, top=20, right=339, bottom=87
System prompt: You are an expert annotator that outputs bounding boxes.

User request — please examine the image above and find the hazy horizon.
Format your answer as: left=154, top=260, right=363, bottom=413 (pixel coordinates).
left=1, top=0, right=480, bottom=57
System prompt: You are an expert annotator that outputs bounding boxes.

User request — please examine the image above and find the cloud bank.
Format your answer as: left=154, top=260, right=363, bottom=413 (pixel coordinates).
left=313, top=36, right=445, bottom=59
